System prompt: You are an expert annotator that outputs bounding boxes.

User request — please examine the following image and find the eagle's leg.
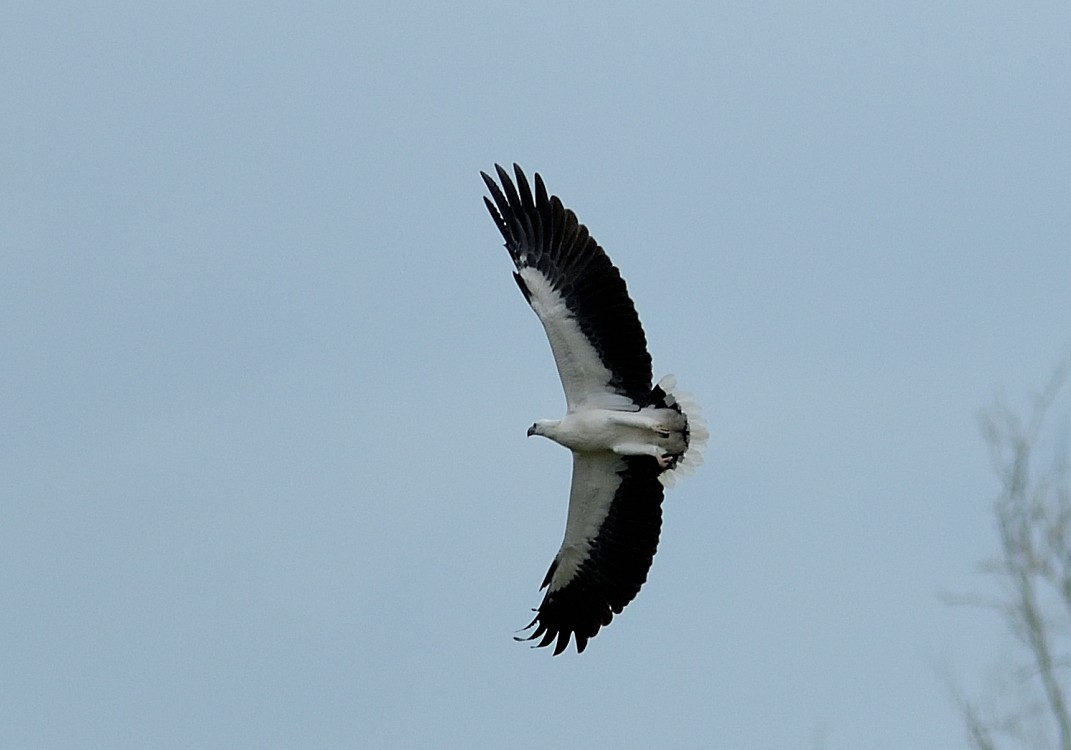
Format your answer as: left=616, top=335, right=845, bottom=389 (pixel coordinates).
left=606, top=412, right=671, bottom=437
left=611, top=442, right=674, bottom=469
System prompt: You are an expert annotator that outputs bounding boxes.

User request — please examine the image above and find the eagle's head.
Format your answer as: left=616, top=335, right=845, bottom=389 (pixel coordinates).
left=527, top=420, right=557, bottom=438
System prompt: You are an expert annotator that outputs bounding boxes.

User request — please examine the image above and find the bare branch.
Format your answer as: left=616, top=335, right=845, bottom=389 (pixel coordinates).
left=949, top=360, right=1071, bottom=750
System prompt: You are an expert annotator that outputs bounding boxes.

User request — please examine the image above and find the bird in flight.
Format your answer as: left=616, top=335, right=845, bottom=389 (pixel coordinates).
left=481, top=164, right=708, bottom=654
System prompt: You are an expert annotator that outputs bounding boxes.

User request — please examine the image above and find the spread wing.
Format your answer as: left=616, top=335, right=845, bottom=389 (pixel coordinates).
left=481, top=164, right=653, bottom=408
left=517, top=453, right=665, bottom=655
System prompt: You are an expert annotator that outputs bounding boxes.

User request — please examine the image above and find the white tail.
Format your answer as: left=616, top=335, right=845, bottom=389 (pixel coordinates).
left=656, top=375, right=709, bottom=488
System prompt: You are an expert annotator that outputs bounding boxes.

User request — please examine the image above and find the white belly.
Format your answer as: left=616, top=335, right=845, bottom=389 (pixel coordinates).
left=552, top=409, right=637, bottom=453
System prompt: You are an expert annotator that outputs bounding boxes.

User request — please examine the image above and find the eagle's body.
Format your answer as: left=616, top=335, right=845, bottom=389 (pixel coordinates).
left=482, top=164, right=707, bottom=654
left=529, top=404, right=687, bottom=460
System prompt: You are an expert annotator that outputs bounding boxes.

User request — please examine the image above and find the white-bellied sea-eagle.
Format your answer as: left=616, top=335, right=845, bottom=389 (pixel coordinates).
left=482, top=164, right=708, bottom=655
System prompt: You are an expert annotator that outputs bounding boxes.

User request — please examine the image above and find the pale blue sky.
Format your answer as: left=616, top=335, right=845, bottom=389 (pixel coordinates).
left=3, top=2, right=1069, bottom=748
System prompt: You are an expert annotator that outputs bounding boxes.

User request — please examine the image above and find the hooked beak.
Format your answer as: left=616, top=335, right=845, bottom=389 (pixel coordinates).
left=526, top=424, right=536, bottom=437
